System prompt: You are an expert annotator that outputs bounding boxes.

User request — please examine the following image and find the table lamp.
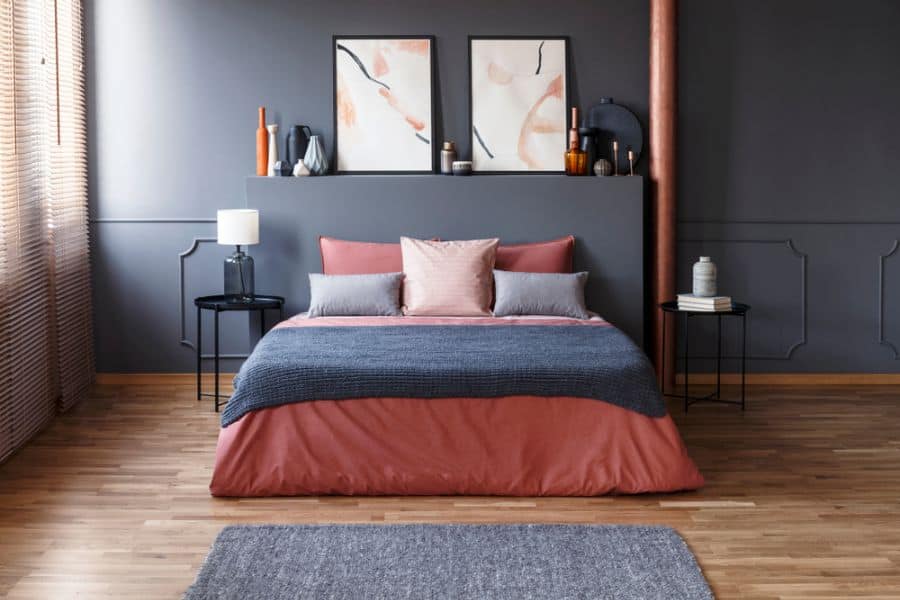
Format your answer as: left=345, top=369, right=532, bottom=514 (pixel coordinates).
left=217, top=209, right=259, bottom=302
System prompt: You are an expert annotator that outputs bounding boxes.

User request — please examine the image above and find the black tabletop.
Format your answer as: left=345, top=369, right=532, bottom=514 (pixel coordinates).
left=195, top=295, right=285, bottom=310
left=660, top=300, right=750, bottom=315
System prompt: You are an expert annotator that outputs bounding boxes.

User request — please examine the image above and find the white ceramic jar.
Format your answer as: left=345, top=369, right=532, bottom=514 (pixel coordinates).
left=692, top=256, right=717, bottom=297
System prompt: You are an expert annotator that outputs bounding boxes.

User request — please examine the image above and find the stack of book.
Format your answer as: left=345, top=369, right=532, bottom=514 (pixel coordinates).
left=677, top=294, right=732, bottom=312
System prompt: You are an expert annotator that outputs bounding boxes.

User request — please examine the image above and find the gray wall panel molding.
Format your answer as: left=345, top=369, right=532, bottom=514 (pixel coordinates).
left=678, top=238, right=807, bottom=360
left=92, top=217, right=217, bottom=224
left=178, top=237, right=216, bottom=351
left=177, top=236, right=251, bottom=361
left=679, top=220, right=900, bottom=226
left=878, top=240, right=900, bottom=359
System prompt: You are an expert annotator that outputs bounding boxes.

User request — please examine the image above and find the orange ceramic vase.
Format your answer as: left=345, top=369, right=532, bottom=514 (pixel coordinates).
left=255, top=107, right=268, bottom=176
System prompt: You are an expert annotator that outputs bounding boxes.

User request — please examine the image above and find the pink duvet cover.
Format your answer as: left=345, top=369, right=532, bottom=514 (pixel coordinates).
left=210, top=315, right=703, bottom=497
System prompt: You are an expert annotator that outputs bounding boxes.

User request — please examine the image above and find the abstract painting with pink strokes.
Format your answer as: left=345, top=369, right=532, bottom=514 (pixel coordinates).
left=470, top=37, right=569, bottom=173
left=334, top=36, right=435, bottom=173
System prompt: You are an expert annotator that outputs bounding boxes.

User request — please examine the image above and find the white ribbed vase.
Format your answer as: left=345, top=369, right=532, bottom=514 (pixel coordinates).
left=692, top=256, right=717, bottom=297
left=266, top=124, right=279, bottom=176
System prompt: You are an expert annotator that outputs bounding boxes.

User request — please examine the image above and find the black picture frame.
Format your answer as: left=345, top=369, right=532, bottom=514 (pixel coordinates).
left=333, top=35, right=438, bottom=175
left=467, top=35, right=571, bottom=175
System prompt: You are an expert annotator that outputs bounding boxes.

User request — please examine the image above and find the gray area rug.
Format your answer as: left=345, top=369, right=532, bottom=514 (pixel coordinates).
left=184, top=524, right=713, bottom=600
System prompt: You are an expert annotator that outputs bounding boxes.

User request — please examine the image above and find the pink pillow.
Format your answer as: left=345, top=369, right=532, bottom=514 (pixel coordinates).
left=319, top=237, right=404, bottom=275
left=495, top=235, right=575, bottom=273
left=401, top=237, right=499, bottom=316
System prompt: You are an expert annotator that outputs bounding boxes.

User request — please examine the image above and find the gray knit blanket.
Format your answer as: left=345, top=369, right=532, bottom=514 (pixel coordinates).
left=221, top=325, right=664, bottom=427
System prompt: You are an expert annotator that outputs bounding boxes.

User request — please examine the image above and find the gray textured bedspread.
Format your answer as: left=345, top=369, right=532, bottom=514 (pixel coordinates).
left=221, top=325, right=664, bottom=427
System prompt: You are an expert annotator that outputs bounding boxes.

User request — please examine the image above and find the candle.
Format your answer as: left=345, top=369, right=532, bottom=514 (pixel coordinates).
left=627, top=149, right=635, bottom=176
left=612, top=140, right=619, bottom=175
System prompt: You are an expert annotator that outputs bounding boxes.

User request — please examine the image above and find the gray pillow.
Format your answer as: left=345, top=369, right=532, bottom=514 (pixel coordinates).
left=308, top=273, right=403, bottom=318
left=492, top=270, right=590, bottom=319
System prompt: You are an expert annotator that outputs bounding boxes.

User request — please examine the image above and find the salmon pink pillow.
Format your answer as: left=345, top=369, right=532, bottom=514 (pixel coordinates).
left=319, top=237, right=404, bottom=275
left=495, top=235, right=575, bottom=273
left=401, top=237, right=499, bottom=316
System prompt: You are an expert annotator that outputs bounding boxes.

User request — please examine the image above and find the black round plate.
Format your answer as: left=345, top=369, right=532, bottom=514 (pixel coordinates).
left=584, top=98, right=643, bottom=173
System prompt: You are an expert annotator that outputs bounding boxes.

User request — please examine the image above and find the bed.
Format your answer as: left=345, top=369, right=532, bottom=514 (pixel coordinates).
left=210, top=313, right=703, bottom=497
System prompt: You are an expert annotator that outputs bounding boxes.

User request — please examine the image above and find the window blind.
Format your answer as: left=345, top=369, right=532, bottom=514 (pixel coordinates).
left=0, top=0, right=92, bottom=464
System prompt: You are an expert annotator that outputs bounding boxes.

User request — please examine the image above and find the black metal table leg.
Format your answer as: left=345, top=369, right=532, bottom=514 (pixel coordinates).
left=196, top=305, right=201, bottom=402
left=683, top=312, right=690, bottom=413
left=214, top=307, right=220, bottom=412
left=716, top=313, right=722, bottom=401
left=741, top=312, right=747, bottom=411
left=260, top=307, right=266, bottom=339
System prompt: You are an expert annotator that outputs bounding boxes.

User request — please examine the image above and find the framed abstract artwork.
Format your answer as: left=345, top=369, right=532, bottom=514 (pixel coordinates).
left=333, top=35, right=436, bottom=174
left=469, top=36, right=570, bottom=173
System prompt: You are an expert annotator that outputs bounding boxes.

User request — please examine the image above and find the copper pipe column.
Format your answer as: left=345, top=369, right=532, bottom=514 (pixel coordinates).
left=649, top=0, right=677, bottom=391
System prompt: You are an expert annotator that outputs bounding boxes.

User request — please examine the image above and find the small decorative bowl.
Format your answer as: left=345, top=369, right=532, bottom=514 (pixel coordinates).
left=451, top=160, right=473, bottom=176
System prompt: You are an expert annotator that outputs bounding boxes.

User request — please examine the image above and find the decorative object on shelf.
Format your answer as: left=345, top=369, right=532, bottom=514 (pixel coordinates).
left=274, top=160, right=292, bottom=176
left=440, top=141, right=457, bottom=175
left=579, top=127, right=597, bottom=175
left=568, top=107, right=580, bottom=148
left=584, top=97, right=643, bottom=172
left=256, top=107, right=268, bottom=176
left=334, top=35, right=436, bottom=173
left=293, top=160, right=310, bottom=177
left=593, top=158, right=613, bottom=176
left=611, top=139, right=619, bottom=175
left=628, top=148, right=635, bottom=176
left=303, top=134, right=329, bottom=175
left=692, top=256, right=717, bottom=297
left=469, top=36, right=569, bottom=173
left=451, top=160, right=472, bottom=176
left=286, top=125, right=312, bottom=168
left=217, top=209, right=259, bottom=302
left=266, top=124, right=279, bottom=176
left=564, top=108, right=587, bottom=176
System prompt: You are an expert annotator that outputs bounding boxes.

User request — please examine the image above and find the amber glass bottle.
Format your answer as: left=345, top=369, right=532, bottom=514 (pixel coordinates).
left=565, top=140, right=587, bottom=175
left=564, top=106, right=587, bottom=175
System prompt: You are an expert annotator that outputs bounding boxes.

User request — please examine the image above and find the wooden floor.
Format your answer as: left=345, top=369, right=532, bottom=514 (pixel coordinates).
left=0, top=384, right=898, bottom=599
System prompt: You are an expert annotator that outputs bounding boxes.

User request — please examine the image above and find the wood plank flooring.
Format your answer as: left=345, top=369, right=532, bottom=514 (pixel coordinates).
left=0, top=384, right=898, bottom=599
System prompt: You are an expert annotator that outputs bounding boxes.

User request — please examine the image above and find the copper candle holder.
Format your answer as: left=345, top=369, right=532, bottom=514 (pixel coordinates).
left=612, top=140, right=619, bottom=175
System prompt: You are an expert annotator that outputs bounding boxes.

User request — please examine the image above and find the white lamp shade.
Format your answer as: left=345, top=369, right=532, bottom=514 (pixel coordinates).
left=217, top=209, right=259, bottom=246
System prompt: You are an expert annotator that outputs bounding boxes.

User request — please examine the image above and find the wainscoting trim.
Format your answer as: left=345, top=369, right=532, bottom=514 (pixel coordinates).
left=90, top=217, right=216, bottom=223
left=678, top=239, right=808, bottom=360
left=878, top=239, right=900, bottom=359
left=678, top=219, right=900, bottom=225
left=674, top=373, right=900, bottom=385
left=178, top=237, right=216, bottom=351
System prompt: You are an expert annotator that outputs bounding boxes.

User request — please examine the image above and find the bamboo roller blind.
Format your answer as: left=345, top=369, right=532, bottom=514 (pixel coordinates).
left=0, top=0, right=93, bottom=464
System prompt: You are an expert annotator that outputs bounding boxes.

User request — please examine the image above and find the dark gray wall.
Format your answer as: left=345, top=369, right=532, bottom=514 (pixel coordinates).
left=89, top=0, right=900, bottom=374
left=677, top=0, right=900, bottom=372
left=86, top=0, right=650, bottom=372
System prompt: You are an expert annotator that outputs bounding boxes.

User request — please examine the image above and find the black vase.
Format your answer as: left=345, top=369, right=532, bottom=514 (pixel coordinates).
left=286, top=125, right=312, bottom=167
left=579, top=127, right=597, bottom=175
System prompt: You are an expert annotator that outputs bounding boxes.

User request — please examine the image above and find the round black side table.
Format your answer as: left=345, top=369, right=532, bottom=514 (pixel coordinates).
left=195, top=295, right=285, bottom=412
left=660, top=300, right=750, bottom=412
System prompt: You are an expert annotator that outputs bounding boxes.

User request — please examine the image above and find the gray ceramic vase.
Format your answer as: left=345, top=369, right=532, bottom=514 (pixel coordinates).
left=692, top=256, right=717, bottom=297
left=303, top=135, right=329, bottom=176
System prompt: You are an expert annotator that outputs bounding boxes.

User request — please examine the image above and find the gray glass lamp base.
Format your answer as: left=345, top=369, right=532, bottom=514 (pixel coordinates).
left=224, top=246, right=255, bottom=302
